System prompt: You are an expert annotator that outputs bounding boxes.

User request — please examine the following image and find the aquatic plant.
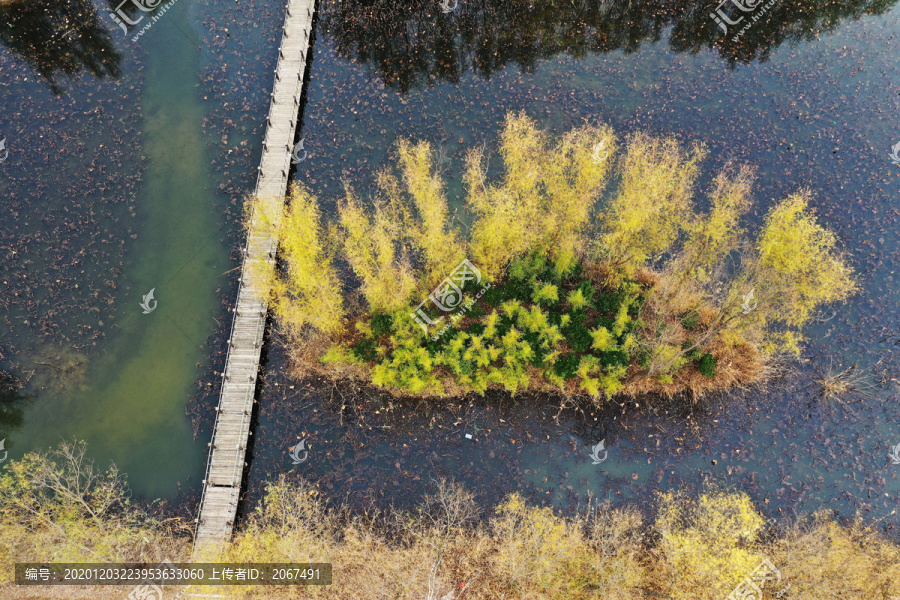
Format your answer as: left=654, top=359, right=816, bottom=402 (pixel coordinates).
left=815, top=362, right=878, bottom=406
left=272, top=113, right=855, bottom=401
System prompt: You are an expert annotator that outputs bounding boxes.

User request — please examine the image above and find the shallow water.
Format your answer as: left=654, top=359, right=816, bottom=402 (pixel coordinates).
left=0, top=0, right=281, bottom=497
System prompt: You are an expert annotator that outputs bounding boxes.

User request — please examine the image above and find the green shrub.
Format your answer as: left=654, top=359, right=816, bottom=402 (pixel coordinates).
left=680, top=310, right=701, bottom=330
left=370, top=312, right=393, bottom=337
left=531, top=282, right=559, bottom=305
left=697, top=352, right=717, bottom=378
left=351, top=337, right=378, bottom=362
left=553, top=353, right=581, bottom=380
left=564, top=314, right=593, bottom=353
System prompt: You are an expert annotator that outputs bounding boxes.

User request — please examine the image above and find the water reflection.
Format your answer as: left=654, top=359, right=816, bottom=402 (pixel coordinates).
left=0, top=372, right=26, bottom=434
left=321, top=0, right=898, bottom=92
left=0, top=0, right=121, bottom=94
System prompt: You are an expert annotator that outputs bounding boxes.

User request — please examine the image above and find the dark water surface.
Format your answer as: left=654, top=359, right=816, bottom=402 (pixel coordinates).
left=2, top=0, right=900, bottom=525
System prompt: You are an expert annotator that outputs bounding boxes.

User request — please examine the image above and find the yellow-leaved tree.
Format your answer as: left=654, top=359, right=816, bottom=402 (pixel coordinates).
left=467, top=112, right=615, bottom=279
left=656, top=488, right=765, bottom=598
left=377, top=139, right=464, bottom=287
left=272, top=186, right=345, bottom=335
left=338, top=188, right=417, bottom=313
left=741, top=191, right=858, bottom=353
left=596, top=132, right=706, bottom=281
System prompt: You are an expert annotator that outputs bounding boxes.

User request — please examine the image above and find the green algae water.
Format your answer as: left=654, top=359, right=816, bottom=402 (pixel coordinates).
left=0, top=0, right=240, bottom=497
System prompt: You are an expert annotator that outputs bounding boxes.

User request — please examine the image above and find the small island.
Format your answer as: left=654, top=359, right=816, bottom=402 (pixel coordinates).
left=260, top=113, right=855, bottom=401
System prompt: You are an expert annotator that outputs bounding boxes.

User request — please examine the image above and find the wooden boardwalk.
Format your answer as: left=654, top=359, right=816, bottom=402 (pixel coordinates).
left=192, top=0, right=316, bottom=561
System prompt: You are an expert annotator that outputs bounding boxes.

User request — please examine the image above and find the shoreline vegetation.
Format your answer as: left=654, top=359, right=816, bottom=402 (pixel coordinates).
left=1, top=443, right=898, bottom=599
left=261, top=112, right=855, bottom=402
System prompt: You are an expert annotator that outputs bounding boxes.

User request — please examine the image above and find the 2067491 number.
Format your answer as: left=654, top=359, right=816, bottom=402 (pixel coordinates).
left=272, top=568, right=321, bottom=580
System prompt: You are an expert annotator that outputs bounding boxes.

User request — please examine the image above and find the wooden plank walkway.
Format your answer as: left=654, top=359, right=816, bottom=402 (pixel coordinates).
left=192, top=0, right=316, bottom=560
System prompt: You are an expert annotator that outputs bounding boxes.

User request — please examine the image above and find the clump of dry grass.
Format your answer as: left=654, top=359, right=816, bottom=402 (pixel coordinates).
left=816, top=362, right=877, bottom=406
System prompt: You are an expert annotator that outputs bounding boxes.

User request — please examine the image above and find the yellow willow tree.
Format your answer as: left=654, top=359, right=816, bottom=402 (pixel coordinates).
left=639, top=164, right=756, bottom=376
left=272, top=186, right=345, bottom=335
left=338, top=188, right=417, bottom=313
left=737, top=191, right=858, bottom=353
left=656, top=487, right=765, bottom=598
left=596, top=132, right=706, bottom=282
left=375, top=139, right=464, bottom=288
left=678, top=163, right=756, bottom=283
left=643, top=187, right=857, bottom=377
left=467, top=112, right=615, bottom=279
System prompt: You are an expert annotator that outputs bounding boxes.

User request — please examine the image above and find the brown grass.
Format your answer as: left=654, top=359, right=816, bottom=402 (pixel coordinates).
left=4, top=476, right=899, bottom=600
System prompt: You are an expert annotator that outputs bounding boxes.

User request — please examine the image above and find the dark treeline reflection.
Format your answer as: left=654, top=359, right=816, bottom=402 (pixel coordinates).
left=0, top=371, right=25, bottom=435
left=0, top=0, right=121, bottom=94
left=321, top=0, right=897, bottom=92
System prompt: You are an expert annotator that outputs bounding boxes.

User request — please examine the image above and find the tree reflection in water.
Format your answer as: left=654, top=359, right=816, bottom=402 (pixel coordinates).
left=0, top=0, right=122, bottom=94
left=321, top=0, right=898, bottom=92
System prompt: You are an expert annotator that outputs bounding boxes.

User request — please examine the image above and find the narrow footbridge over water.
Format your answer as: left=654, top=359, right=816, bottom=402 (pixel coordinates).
left=191, top=0, right=315, bottom=561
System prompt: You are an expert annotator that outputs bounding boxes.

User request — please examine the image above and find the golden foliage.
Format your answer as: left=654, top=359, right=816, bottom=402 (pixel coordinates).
left=467, top=112, right=615, bottom=278
left=656, top=488, right=766, bottom=598
left=0, top=442, right=188, bottom=585
left=3, top=456, right=898, bottom=600
left=680, top=162, right=755, bottom=281
left=338, top=187, right=417, bottom=312
left=272, top=186, right=345, bottom=335
left=273, top=113, right=856, bottom=399
left=751, top=191, right=857, bottom=343
left=771, top=515, right=900, bottom=597
left=392, top=139, right=464, bottom=285
left=597, top=132, right=706, bottom=280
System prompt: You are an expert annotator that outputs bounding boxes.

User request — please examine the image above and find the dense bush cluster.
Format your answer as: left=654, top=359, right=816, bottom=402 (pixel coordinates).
left=265, top=112, right=856, bottom=400
left=338, top=254, right=652, bottom=397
